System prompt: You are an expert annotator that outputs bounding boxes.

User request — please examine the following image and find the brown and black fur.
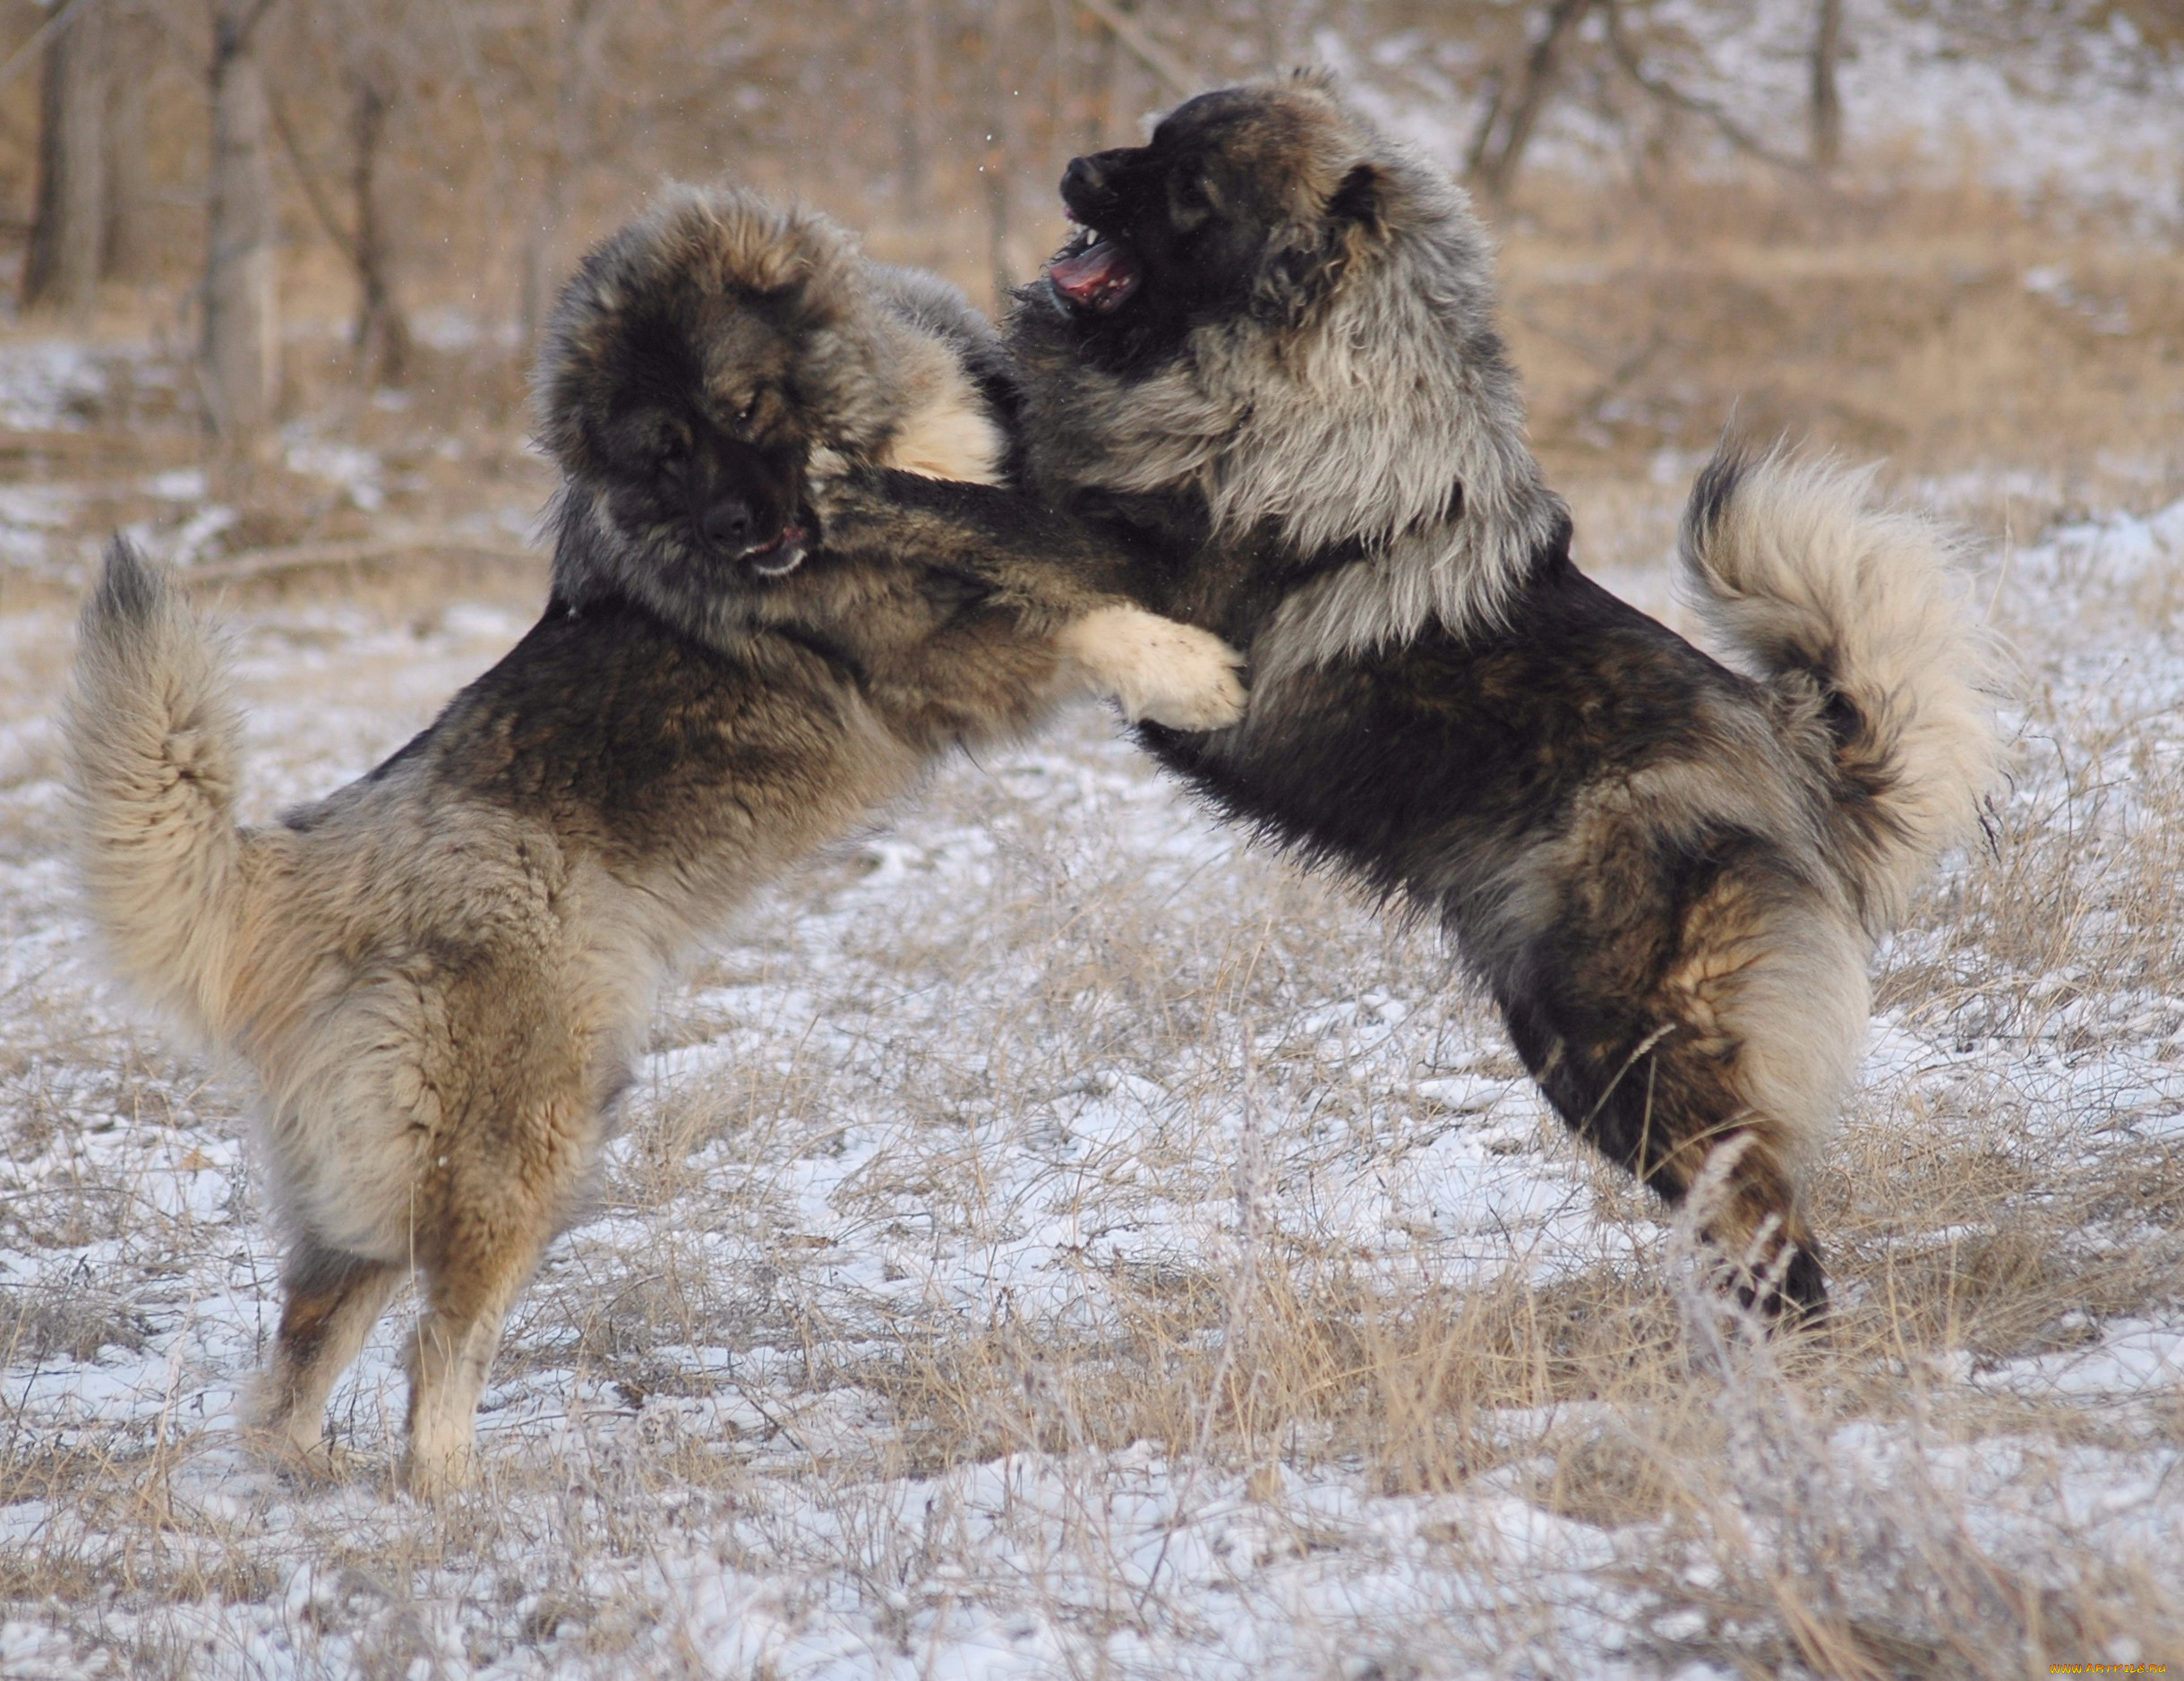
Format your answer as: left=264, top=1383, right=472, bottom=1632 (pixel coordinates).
left=826, top=78, right=2001, bottom=1317
left=62, top=188, right=1242, bottom=1495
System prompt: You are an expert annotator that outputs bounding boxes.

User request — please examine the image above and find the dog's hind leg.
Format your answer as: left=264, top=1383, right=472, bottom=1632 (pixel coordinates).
left=402, top=1226, right=544, bottom=1499
left=1502, top=857, right=1866, bottom=1323
left=400, top=1128, right=583, bottom=1499
left=248, top=1242, right=406, bottom=1468
left=1657, top=872, right=1866, bottom=1322
left=399, top=1055, right=597, bottom=1498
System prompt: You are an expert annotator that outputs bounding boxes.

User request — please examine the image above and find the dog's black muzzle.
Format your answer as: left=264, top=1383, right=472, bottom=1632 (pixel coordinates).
left=689, top=430, right=809, bottom=576
left=1060, top=150, right=1134, bottom=225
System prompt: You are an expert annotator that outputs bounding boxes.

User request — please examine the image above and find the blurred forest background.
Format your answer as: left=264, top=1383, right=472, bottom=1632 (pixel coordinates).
left=0, top=0, right=2180, bottom=579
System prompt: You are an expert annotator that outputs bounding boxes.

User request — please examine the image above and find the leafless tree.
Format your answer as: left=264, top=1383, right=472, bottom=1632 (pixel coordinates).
left=1599, top=2, right=1805, bottom=173
left=100, top=4, right=158, bottom=284
left=202, top=0, right=282, bottom=450
left=1811, top=0, right=1844, bottom=172
left=976, top=0, right=1023, bottom=302
left=23, top=0, right=109, bottom=312
left=516, top=0, right=615, bottom=347
left=1467, top=0, right=1594, bottom=202
left=1256, top=0, right=1318, bottom=69
left=901, top=0, right=941, bottom=224
left=268, top=0, right=419, bottom=387
left=344, top=64, right=412, bottom=385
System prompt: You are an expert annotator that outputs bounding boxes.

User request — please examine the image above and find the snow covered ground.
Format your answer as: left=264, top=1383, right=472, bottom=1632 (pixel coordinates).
left=1, top=462, right=2180, bottom=1675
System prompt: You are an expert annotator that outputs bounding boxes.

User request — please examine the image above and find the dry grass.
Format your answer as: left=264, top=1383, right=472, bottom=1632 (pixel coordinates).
left=1500, top=173, right=2184, bottom=536
left=1, top=173, right=2181, bottom=1677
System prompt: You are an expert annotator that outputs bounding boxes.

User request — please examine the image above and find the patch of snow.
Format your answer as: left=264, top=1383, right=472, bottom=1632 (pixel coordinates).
left=0, top=339, right=107, bottom=431
left=284, top=439, right=386, bottom=512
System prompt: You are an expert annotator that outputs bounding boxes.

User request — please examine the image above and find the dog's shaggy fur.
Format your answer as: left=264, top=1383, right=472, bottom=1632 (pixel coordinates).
left=852, top=76, right=2002, bottom=1315
left=64, top=188, right=1243, bottom=1494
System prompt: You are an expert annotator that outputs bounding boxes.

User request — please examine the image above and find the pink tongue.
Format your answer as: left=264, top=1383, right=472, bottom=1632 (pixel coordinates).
left=1048, top=239, right=1140, bottom=312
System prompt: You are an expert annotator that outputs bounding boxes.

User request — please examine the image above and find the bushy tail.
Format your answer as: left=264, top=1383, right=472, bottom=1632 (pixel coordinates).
left=64, top=539, right=251, bottom=1039
left=1679, top=443, right=2003, bottom=934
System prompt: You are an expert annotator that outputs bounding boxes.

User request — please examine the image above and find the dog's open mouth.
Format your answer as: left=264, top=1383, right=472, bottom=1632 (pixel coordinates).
left=1048, top=232, right=1141, bottom=314
left=743, top=525, right=809, bottom=577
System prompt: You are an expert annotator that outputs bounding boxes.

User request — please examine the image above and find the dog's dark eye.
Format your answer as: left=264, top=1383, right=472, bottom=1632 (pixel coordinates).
left=1169, top=176, right=1216, bottom=231
left=736, top=397, right=758, bottom=425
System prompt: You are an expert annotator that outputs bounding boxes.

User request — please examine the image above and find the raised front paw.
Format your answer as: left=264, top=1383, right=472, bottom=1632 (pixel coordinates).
left=802, top=452, right=882, bottom=545
left=1059, top=606, right=1247, bottom=732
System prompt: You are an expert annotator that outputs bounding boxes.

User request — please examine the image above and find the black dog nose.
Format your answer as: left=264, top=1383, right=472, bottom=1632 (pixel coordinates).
left=1062, top=154, right=1108, bottom=204
left=702, top=496, right=756, bottom=553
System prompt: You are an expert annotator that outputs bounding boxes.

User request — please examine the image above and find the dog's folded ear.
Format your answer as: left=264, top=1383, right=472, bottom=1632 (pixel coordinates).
left=1326, top=160, right=1391, bottom=239
left=1256, top=159, right=1394, bottom=322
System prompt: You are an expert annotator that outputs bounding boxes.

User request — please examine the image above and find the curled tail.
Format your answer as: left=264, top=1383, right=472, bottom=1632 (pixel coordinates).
left=1679, top=443, right=2003, bottom=934
left=64, top=539, right=252, bottom=1039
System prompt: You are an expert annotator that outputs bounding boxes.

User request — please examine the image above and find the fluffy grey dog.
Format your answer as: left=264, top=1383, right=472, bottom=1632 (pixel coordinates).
left=826, top=75, right=2002, bottom=1316
left=63, top=187, right=1243, bottom=1495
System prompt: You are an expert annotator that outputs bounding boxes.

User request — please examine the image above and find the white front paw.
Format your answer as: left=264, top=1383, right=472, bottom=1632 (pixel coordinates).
left=1127, top=622, right=1248, bottom=730
left=1058, top=607, right=1247, bottom=732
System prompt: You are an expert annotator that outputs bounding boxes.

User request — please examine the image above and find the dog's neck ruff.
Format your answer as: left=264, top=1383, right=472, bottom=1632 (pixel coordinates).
left=1015, top=152, right=1566, bottom=667
left=551, top=489, right=758, bottom=653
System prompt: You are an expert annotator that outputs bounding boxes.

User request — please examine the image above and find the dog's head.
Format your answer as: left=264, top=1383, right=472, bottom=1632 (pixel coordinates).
left=1042, top=73, right=1393, bottom=363
left=537, top=188, right=899, bottom=592
left=1015, top=74, right=1569, bottom=656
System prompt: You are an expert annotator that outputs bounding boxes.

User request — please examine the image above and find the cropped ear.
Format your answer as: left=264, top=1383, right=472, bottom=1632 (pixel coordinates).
left=1253, top=159, right=1394, bottom=323
left=1325, top=160, right=1391, bottom=242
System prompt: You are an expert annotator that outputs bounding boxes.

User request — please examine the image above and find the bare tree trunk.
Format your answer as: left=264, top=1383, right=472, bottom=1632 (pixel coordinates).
left=981, top=133, right=1012, bottom=310
left=901, top=0, right=939, bottom=223
left=519, top=197, right=558, bottom=351
left=1461, top=69, right=1505, bottom=180
left=23, top=0, right=108, bottom=313
left=349, top=73, right=411, bottom=386
left=102, top=9, right=154, bottom=286
left=203, top=0, right=281, bottom=450
left=518, top=0, right=608, bottom=350
left=969, top=0, right=1026, bottom=307
left=1810, top=0, right=1844, bottom=174
left=1258, top=0, right=1314, bottom=69
left=1096, top=0, right=1152, bottom=149
left=1045, top=0, right=1072, bottom=169
left=1469, top=0, right=1593, bottom=203
left=976, top=0, right=1016, bottom=312
left=1083, top=0, right=1118, bottom=150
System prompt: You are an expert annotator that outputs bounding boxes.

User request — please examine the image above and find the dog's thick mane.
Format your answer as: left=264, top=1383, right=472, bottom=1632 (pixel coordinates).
left=533, top=184, right=1008, bottom=644
left=1012, top=73, right=1567, bottom=663
left=535, top=186, right=891, bottom=480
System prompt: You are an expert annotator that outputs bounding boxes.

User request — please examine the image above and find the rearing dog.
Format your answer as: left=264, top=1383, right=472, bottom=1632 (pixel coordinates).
left=64, top=188, right=1244, bottom=1493
left=816, top=78, right=2002, bottom=1316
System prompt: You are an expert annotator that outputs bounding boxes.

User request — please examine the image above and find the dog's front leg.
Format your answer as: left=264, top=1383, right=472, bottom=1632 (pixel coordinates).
left=809, top=465, right=1246, bottom=731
